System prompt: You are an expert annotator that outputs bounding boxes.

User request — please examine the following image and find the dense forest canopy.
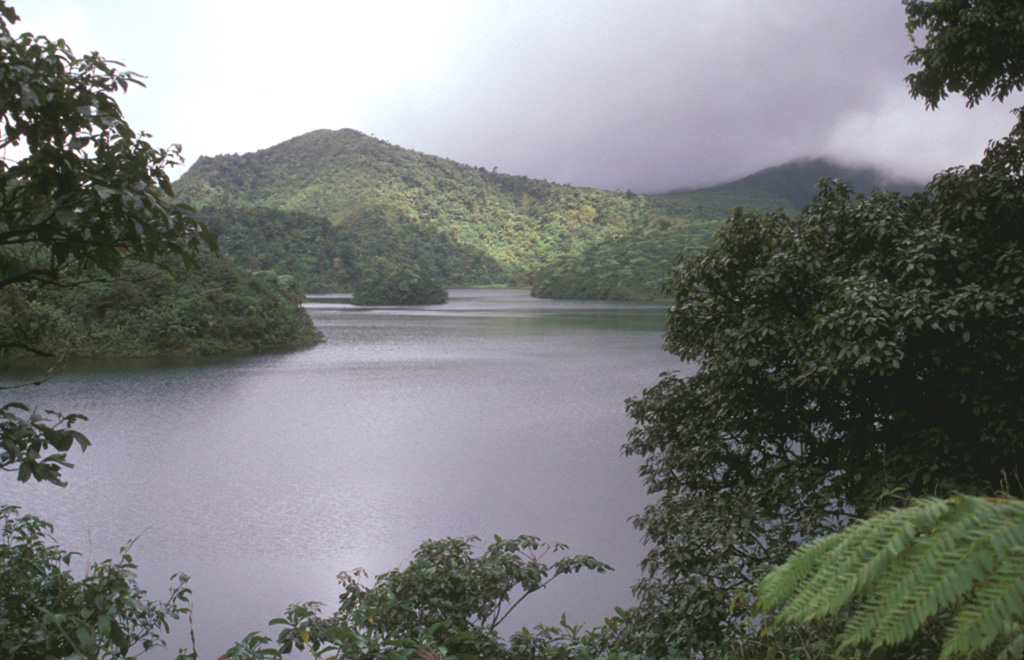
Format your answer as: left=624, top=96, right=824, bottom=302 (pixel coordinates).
left=174, top=130, right=906, bottom=299
left=351, top=263, right=449, bottom=306
left=621, top=0, right=1024, bottom=656
left=173, top=129, right=660, bottom=289
left=0, top=254, right=321, bottom=359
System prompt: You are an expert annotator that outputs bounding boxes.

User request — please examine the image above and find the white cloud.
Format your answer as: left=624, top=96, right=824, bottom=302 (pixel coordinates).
left=825, top=87, right=1022, bottom=181
left=10, top=0, right=1020, bottom=190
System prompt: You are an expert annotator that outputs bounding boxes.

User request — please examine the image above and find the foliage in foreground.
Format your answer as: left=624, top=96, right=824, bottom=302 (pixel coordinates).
left=2, top=0, right=212, bottom=496
left=0, top=3, right=214, bottom=293
left=624, top=116, right=1024, bottom=660
left=6, top=1, right=1024, bottom=658
left=220, top=535, right=632, bottom=660
left=619, top=1, right=1024, bottom=652
left=0, top=505, right=194, bottom=660
left=1, top=4, right=242, bottom=658
left=623, top=132, right=1024, bottom=654
left=0, top=404, right=88, bottom=486
left=758, top=495, right=1024, bottom=660
left=903, top=0, right=1024, bottom=110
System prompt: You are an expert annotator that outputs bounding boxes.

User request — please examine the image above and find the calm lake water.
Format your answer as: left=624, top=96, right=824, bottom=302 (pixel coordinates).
left=0, top=289, right=690, bottom=658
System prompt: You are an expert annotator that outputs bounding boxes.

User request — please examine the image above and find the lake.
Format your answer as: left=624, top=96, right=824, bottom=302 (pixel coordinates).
left=0, top=288, right=691, bottom=658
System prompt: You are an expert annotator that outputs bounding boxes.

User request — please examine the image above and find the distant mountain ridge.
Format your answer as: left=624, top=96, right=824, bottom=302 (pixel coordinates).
left=702, top=157, right=926, bottom=210
left=172, top=129, right=926, bottom=297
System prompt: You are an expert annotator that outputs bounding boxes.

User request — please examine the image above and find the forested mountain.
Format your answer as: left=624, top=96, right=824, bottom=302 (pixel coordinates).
left=173, top=130, right=921, bottom=300
left=174, top=130, right=788, bottom=294
left=698, top=157, right=925, bottom=209
left=174, top=129, right=652, bottom=290
left=534, top=160, right=926, bottom=300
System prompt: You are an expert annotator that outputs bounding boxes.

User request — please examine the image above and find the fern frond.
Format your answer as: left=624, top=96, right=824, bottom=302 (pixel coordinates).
left=848, top=497, right=1007, bottom=650
left=760, top=500, right=932, bottom=617
left=757, top=495, right=1024, bottom=659
left=942, top=553, right=1024, bottom=660
left=841, top=497, right=981, bottom=648
left=994, top=629, right=1023, bottom=660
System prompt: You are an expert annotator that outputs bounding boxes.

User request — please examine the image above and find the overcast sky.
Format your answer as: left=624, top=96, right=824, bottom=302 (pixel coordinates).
left=13, top=0, right=1023, bottom=193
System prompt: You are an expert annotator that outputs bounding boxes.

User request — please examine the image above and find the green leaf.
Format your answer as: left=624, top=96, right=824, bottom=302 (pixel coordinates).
left=758, top=495, right=1024, bottom=660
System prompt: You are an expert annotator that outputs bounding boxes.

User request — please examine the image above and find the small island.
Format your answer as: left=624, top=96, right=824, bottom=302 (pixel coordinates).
left=351, top=265, right=448, bottom=306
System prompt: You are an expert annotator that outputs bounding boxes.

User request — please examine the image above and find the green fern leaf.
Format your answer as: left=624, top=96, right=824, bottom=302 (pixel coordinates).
left=942, top=553, right=1024, bottom=660
left=757, top=495, right=1024, bottom=659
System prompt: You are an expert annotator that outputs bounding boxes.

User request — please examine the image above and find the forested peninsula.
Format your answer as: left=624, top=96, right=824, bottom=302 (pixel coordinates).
left=0, top=254, right=321, bottom=359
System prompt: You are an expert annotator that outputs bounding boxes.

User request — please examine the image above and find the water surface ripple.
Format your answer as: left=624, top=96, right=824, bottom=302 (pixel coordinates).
left=1, top=289, right=691, bottom=658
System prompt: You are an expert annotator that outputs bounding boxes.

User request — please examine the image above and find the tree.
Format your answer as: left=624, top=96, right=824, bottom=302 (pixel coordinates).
left=0, top=505, right=194, bottom=660
left=1, top=2, right=212, bottom=656
left=219, top=535, right=613, bottom=660
left=352, top=262, right=448, bottom=306
left=624, top=148, right=1024, bottom=657
left=0, top=3, right=215, bottom=291
left=1, top=0, right=215, bottom=486
left=904, top=0, right=1024, bottom=109
left=621, top=2, right=1024, bottom=655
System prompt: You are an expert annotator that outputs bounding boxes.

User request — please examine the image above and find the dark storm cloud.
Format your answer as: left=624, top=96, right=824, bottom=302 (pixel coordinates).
left=359, top=1, right=994, bottom=192
left=21, top=1, right=1018, bottom=191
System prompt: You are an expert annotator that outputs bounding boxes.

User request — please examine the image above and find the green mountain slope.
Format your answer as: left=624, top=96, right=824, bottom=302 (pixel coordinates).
left=701, top=157, right=925, bottom=210
left=173, top=130, right=917, bottom=299
left=173, top=129, right=677, bottom=289
left=533, top=160, right=926, bottom=301
left=530, top=221, right=722, bottom=301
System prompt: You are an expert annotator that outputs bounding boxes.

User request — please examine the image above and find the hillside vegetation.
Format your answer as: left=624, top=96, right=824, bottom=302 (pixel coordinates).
left=175, top=130, right=648, bottom=288
left=530, top=221, right=720, bottom=300
left=174, top=130, right=798, bottom=297
left=704, top=157, right=924, bottom=210
left=0, top=255, right=322, bottom=359
left=174, top=130, right=919, bottom=301
left=535, top=163, right=922, bottom=300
